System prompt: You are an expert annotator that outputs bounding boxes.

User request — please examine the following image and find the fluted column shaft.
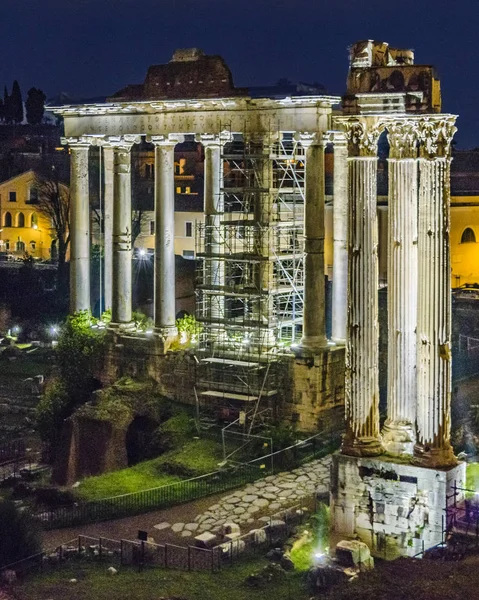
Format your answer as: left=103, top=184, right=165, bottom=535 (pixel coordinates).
left=152, top=136, right=182, bottom=337
left=383, top=131, right=418, bottom=455
left=300, top=134, right=327, bottom=352
left=332, top=135, right=348, bottom=344
left=342, top=123, right=382, bottom=456
left=69, top=144, right=91, bottom=313
left=414, top=133, right=456, bottom=467
left=103, top=146, right=114, bottom=312
left=111, top=143, right=133, bottom=326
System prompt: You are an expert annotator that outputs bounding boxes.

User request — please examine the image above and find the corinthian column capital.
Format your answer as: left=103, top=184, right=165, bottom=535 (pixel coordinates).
left=344, top=120, right=382, bottom=157
left=387, top=120, right=420, bottom=159
left=418, top=116, right=457, bottom=158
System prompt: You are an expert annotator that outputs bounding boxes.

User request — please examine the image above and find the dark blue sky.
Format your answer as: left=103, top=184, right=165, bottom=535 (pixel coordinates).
left=0, top=0, right=477, bottom=148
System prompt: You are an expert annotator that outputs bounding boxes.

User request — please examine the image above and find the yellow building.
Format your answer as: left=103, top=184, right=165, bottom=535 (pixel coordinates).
left=0, top=170, right=58, bottom=260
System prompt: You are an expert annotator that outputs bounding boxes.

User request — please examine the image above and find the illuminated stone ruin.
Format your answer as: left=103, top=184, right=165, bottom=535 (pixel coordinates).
left=330, top=40, right=466, bottom=559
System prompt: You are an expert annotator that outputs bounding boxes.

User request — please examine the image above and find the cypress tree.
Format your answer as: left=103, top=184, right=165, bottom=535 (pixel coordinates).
left=25, top=87, right=46, bottom=125
left=3, top=86, right=11, bottom=124
left=10, top=80, right=23, bottom=124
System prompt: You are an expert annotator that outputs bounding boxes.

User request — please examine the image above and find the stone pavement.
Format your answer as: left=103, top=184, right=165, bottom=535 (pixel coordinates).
left=154, top=455, right=332, bottom=538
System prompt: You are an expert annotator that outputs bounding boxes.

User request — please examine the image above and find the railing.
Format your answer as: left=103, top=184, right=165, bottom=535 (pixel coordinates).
left=35, top=432, right=338, bottom=530
left=2, top=494, right=319, bottom=579
left=0, top=437, right=25, bottom=462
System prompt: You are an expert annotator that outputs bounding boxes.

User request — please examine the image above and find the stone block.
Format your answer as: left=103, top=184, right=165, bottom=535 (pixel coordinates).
left=194, top=531, right=217, bottom=548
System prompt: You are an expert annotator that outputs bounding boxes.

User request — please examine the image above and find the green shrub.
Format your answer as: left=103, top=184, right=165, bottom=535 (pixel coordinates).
left=0, top=499, right=41, bottom=568
left=35, top=377, right=70, bottom=445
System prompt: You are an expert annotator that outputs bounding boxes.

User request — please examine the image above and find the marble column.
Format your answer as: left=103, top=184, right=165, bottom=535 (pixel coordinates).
left=382, top=122, right=419, bottom=455
left=299, top=132, right=328, bottom=353
left=199, top=133, right=229, bottom=334
left=103, top=145, right=114, bottom=312
left=151, top=135, right=184, bottom=339
left=414, top=117, right=457, bottom=468
left=342, top=120, right=382, bottom=457
left=110, top=136, right=137, bottom=328
left=331, top=133, right=348, bottom=344
left=68, top=139, right=91, bottom=313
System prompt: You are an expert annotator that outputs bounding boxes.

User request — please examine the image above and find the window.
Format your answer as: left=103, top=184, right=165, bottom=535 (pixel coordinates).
left=30, top=241, right=36, bottom=251
left=185, top=222, right=193, bottom=238
left=28, top=188, right=38, bottom=203
left=17, top=213, right=25, bottom=227
left=176, top=186, right=182, bottom=194
left=185, top=186, right=191, bottom=194
left=4, top=212, right=12, bottom=227
left=4, top=240, right=9, bottom=251
left=182, top=250, right=194, bottom=259
left=149, top=220, right=155, bottom=235
left=16, top=240, right=25, bottom=252
left=9, top=191, right=16, bottom=202
left=461, top=227, right=476, bottom=244
left=31, top=213, right=38, bottom=228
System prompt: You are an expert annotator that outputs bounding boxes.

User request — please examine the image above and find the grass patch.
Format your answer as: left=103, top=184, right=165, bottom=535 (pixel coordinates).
left=466, top=462, right=479, bottom=492
left=0, top=347, right=54, bottom=381
left=13, top=556, right=309, bottom=600
left=290, top=505, right=330, bottom=572
left=76, top=438, right=224, bottom=501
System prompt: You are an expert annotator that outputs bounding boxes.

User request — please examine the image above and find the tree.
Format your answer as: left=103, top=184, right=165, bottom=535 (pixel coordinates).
left=0, top=500, right=41, bottom=568
left=3, top=85, right=11, bottom=123
left=34, top=169, right=71, bottom=295
left=25, top=87, right=46, bottom=125
left=10, top=80, right=23, bottom=123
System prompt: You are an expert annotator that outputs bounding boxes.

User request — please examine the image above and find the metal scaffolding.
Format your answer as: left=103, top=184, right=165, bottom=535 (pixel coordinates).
left=195, top=132, right=305, bottom=424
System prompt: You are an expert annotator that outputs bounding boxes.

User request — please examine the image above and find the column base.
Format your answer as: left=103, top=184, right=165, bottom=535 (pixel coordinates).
left=108, top=321, right=136, bottom=334
left=341, top=434, right=383, bottom=457
left=382, top=419, right=415, bottom=456
left=412, top=442, right=458, bottom=469
left=298, top=335, right=329, bottom=356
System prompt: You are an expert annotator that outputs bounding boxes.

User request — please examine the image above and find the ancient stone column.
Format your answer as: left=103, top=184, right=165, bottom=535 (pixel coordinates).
left=151, top=135, right=184, bottom=340
left=342, top=120, right=382, bottom=457
left=331, top=133, right=348, bottom=344
left=414, top=117, right=457, bottom=468
left=103, top=144, right=114, bottom=312
left=110, top=136, right=138, bottom=329
left=67, top=139, right=91, bottom=313
left=382, top=122, right=419, bottom=455
left=299, top=132, right=328, bottom=353
left=249, top=133, right=276, bottom=350
left=199, top=133, right=229, bottom=335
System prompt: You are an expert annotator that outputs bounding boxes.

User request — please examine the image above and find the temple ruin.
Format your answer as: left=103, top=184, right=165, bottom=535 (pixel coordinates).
left=52, top=40, right=465, bottom=557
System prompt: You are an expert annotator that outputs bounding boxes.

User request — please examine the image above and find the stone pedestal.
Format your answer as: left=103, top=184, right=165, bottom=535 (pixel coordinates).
left=330, top=453, right=465, bottom=560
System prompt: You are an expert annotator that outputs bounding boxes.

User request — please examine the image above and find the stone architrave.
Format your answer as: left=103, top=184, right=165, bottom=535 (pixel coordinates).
left=341, top=120, right=382, bottom=457
left=331, top=132, right=348, bottom=344
left=198, top=132, right=230, bottom=336
left=382, top=120, right=420, bottom=455
left=151, top=134, right=184, bottom=340
left=414, top=117, right=457, bottom=468
left=298, top=132, right=328, bottom=353
left=102, top=144, right=114, bottom=312
left=110, top=135, right=139, bottom=329
left=66, top=138, right=91, bottom=313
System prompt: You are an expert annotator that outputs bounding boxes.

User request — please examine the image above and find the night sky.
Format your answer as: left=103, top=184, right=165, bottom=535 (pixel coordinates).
left=1, top=0, right=478, bottom=148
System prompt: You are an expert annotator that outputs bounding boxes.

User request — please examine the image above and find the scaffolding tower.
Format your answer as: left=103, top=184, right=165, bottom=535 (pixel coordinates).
left=195, top=132, right=305, bottom=425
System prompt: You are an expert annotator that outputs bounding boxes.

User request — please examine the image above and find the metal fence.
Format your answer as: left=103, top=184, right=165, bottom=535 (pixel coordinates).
left=35, top=432, right=338, bottom=530
left=2, top=494, right=319, bottom=580
left=0, top=438, right=25, bottom=463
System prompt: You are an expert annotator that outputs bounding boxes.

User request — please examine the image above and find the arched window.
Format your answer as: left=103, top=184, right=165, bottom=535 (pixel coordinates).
left=16, top=240, right=25, bottom=252
left=4, top=212, right=12, bottom=227
left=31, top=213, right=38, bottom=228
left=17, top=212, right=25, bottom=228
left=461, top=227, right=476, bottom=244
